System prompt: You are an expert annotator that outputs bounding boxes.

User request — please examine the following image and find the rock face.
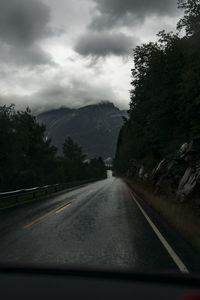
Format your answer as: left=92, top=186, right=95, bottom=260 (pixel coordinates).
left=177, top=165, right=200, bottom=201
left=175, top=139, right=200, bottom=202
left=37, top=102, right=128, bottom=159
left=128, top=137, right=200, bottom=202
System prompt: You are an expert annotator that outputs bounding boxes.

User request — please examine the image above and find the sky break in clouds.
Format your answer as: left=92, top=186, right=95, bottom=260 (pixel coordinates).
left=0, top=0, right=181, bottom=112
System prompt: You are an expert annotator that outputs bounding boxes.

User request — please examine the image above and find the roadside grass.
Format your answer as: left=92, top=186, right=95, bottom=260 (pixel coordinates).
left=125, top=179, right=200, bottom=253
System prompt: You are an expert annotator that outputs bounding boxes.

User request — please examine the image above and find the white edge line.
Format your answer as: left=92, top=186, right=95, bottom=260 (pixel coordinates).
left=129, top=191, right=189, bottom=274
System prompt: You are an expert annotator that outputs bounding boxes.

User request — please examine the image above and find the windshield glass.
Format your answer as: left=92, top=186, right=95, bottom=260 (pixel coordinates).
left=0, top=0, right=200, bottom=275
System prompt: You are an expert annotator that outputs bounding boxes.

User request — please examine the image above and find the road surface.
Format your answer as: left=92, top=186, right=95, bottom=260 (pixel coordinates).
left=0, top=172, right=198, bottom=273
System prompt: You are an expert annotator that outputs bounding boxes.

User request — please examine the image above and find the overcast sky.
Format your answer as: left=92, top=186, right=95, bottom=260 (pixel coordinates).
left=0, top=0, right=181, bottom=113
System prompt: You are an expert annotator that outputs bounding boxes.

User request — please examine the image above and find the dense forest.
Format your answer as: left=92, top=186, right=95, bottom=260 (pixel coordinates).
left=0, top=105, right=106, bottom=192
left=114, top=0, right=200, bottom=174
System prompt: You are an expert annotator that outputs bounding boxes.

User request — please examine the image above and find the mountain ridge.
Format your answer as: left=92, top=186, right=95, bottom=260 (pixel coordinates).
left=37, top=102, right=127, bottom=159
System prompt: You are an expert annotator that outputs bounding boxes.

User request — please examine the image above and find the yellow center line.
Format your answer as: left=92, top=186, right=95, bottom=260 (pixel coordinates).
left=24, top=200, right=73, bottom=229
left=24, top=189, right=94, bottom=229
left=55, top=201, right=72, bottom=214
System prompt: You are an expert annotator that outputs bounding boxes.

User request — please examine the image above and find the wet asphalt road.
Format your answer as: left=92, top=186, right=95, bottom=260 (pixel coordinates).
left=0, top=173, right=188, bottom=272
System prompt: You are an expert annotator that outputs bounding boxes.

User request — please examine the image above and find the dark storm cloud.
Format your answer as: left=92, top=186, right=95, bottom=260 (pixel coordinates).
left=90, top=0, right=178, bottom=30
left=0, top=0, right=54, bottom=66
left=0, top=0, right=51, bottom=46
left=75, top=32, right=137, bottom=58
left=0, top=43, right=54, bottom=67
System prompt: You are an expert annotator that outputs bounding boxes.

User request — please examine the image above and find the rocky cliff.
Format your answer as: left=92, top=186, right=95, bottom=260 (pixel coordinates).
left=127, top=137, right=200, bottom=203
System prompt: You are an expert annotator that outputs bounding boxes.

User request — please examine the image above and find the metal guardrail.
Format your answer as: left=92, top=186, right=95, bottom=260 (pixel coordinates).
left=0, top=178, right=104, bottom=206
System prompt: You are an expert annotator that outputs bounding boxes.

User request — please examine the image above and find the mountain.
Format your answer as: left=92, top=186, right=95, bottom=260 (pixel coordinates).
left=37, top=102, right=128, bottom=159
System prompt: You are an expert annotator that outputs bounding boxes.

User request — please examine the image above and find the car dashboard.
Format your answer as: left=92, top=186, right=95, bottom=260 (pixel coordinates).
left=0, top=265, right=200, bottom=300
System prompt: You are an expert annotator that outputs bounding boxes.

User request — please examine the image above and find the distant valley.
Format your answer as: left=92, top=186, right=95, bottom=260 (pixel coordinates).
left=37, top=102, right=128, bottom=159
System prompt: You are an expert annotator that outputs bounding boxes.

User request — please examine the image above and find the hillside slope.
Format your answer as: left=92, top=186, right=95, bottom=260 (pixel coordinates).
left=37, top=102, right=127, bottom=159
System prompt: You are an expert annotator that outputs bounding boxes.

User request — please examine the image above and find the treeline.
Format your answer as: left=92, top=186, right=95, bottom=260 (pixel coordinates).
left=114, top=0, right=200, bottom=174
left=0, top=105, right=106, bottom=192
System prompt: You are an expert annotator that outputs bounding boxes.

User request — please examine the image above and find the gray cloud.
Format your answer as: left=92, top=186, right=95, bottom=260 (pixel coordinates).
left=75, top=32, right=137, bottom=58
left=31, top=80, right=116, bottom=113
left=0, top=0, right=51, bottom=46
left=0, top=0, right=54, bottom=66
left=0, top=79, right=117, bottom=114
left=91, top=0, right=178, bottom=30
left=0, top=43, right=54, bottom=67
left=0, top=0, right=180, bottom=113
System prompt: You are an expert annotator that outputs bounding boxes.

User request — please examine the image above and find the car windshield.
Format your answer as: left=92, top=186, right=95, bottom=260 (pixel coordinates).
left=0, top=0, right=200, bottom=276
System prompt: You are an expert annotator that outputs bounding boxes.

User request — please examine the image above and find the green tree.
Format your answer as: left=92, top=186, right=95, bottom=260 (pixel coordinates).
left=0, top=105, right=58, bottom=191
left=62, top=137, right=86, bottom=181
left=63, top=137, right=86, bottom=162
left=177, top=0, right=200, bottom=36
left=114, top=0, right=200, bottom=175
left=89, top=157, right=107, bottom=179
